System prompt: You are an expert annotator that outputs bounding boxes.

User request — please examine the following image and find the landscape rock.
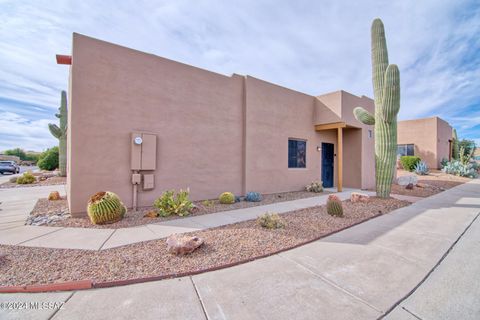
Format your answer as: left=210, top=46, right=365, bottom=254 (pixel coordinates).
left=166, top=234, right=204, bottom=255
left=416, top=182, right=429, bottom=188
left=397, top=175, right=418, bottom=186
left=144, top=210, right=158, bottom=218
left=48, top=191, right=61, bottom=201
left=405, top=183, right=414, bottom=190
left=350, top=192, right=370, bottom=203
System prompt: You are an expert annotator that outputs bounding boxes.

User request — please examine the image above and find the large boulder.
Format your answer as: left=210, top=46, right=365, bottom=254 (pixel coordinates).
left=350, top=192, right=371, bottom=203
left=396, top=175, right=418, bottom=186
left=166, top=234, right=204, bottom=255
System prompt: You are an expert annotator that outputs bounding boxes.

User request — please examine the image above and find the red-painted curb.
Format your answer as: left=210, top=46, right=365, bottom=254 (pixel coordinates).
left=0, top=212, right=385, bottom=293
left=0, top=280, right=92, bottom=293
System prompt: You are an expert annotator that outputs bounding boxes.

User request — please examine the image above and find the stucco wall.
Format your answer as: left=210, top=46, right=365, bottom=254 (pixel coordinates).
left=436, top=118, right=453, bottom=168
left=68, top=34, right=244, bottom=215
left=244, top=76, right=328, bottom=193
left=398, top=117, right=451, bottom=169
left=67, top=34, right=375, bottom=215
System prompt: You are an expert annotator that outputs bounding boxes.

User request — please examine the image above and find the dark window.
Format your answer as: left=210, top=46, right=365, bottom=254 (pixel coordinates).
left=288, top=139, right=306, bottom=168
left=397, top=144, right=414, bottom=156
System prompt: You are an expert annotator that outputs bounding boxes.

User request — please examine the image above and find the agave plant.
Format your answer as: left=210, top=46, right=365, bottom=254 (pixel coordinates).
left=414, top=161, right=429, bottom=175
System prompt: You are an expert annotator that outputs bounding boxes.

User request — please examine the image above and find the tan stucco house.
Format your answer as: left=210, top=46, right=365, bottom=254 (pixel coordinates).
left=58, top=33, right=376, bottom=216
left=397, top=117, right=453, bottom=169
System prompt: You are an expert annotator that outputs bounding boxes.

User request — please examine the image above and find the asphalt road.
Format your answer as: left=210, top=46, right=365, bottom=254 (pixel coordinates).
left=0, top=166, right=38, bottom=183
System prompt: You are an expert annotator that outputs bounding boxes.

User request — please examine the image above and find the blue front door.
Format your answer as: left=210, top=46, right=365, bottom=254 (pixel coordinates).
left=322, top=143, right=334, bottom=188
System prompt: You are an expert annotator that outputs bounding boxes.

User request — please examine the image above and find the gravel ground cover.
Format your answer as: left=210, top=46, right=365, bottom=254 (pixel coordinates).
left=390, top=170, right=469, bottom=197
left=29, top=190, right=329, bottom=229
left=0, top=197, right=409, bottom=287
left=0, top=176, right=66, bottom=189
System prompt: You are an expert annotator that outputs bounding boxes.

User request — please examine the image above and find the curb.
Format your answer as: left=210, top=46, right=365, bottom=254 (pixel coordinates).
left=0, top=212, right=384, bottom=293
left=0, top=280, right=92, bottom=293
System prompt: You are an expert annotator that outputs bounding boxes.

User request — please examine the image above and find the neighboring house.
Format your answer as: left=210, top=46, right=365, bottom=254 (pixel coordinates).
left=397, top=117, right=453, bottom=169
left=57, top=33, right=375, bottom=216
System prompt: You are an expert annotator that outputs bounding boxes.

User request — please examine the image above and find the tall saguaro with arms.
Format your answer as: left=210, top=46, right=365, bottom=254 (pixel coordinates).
left=353, top=18, right=400, bottom=198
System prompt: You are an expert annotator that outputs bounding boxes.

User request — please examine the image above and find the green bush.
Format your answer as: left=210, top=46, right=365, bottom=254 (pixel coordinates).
left=153, top=189, right=193, bottom=217
left=16, top=172, right=36, bottom=184
left=400, top=156, right=421, bottom=172
left=219, top=192, right=235, bottom=204
left=37, top=147, right=59, bottom=171
left=257, top=212, right=286, bottom=229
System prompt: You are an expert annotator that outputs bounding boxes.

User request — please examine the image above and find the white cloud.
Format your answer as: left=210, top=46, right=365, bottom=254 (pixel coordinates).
left=0, top=0, right=479, bottom=150
left=0, top=112, right=57, bottom=151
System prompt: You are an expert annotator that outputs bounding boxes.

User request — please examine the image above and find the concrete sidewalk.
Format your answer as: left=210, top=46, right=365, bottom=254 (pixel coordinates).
left=0, top=187, right=374, bottom=250
left=1, top=179, right=479, bottom=320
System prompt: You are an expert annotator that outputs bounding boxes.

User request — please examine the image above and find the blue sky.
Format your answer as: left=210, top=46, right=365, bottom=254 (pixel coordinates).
left=0, top=0, right=479, bottom=151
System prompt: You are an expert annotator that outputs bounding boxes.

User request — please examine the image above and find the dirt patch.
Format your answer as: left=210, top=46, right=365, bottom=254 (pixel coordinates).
left=31, top=190, right=329, bottom=229
left=386, top=170, right=469, bottom=198
left=0, top=176, right=66, bottom=189
left=0, top=197, right=409, bottom=287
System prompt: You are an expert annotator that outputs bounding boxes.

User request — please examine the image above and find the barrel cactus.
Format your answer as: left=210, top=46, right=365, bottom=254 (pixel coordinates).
left=245, top=191, right=262, bottom=202
left=48, top=91, right=68, bottom=177
left=219, top=192, right=235, bottom=204
left=326, top=194, right=343, bottom=217
left=87, top=191, right=127, bottom=224
left=353, top=18, right=400, bottom=198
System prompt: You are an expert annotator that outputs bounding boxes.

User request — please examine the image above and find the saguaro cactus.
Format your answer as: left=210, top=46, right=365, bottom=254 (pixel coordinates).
left=353, top=19, right=400, bottom=198
left=48, top=91, right=67, bottom=177
left=452, top=128, right=459, bottom=160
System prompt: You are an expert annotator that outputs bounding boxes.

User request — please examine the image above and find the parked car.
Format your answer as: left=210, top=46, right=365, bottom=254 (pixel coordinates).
left=0, top=161, right=20, bottom=174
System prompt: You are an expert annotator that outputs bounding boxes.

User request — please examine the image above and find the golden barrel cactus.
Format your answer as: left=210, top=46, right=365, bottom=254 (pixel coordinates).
left=87, top=191, right=127, bottom=224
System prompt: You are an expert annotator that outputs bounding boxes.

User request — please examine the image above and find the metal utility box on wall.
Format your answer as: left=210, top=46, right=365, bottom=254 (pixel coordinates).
left=131, top=132, right=157, bottom=170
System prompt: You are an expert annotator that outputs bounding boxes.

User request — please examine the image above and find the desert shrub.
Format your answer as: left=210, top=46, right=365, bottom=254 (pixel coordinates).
left=154, top=189, right=193, bottom=217
left=414, top=161, right=429, bottom=175
left=202, top=199, right=214, bottom=207
left=257, top=212, right=286, bottom=229
left=459, top=146, right=474, bottom=165
left=219, top=192, right=235, bottom=204
left=400, top=156, right=421, bottom=172
left=9, top=177, right=17, bottom=183
left=245, top=191, right=262, bottom=202
left=326, top=194, right=343, bottom=217
left=16, top=172, right=36, bottom=184
left=305, top=181, right=323, bottom=193
left=37, top=147, right=59, bottom=171
left=442, top=160, right=478, bottom=178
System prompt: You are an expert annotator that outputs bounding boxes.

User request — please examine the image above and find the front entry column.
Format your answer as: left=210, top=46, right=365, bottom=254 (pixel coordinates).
left=337, top=127, right=343, bottom=192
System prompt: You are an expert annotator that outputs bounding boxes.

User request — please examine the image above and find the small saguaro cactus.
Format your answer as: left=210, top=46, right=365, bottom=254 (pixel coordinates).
left=353, top=18, right=400, bottom=198
left=452, top=128, right=459, bottom=160
left=326, top=195, right=343, bottom=217
left=48, top=91, right=68, bottom=177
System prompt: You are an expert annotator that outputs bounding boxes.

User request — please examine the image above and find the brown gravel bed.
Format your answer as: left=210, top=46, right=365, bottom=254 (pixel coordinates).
left=0, top=197, right=409, bottom=287
left=0, top=176, right=66, bottom=189
left=389, top=170, right=469, bottom=197
left=34, top=190, right=329, bottom=229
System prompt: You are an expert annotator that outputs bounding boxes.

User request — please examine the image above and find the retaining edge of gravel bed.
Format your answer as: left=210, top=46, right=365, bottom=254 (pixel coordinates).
left=0, top=211, right=384, bottom=293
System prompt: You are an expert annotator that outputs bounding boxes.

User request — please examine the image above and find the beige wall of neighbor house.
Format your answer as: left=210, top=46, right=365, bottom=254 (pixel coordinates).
left=398, top=117, right=453, bottom=169
left=66, top=34, right=376, bottom=216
